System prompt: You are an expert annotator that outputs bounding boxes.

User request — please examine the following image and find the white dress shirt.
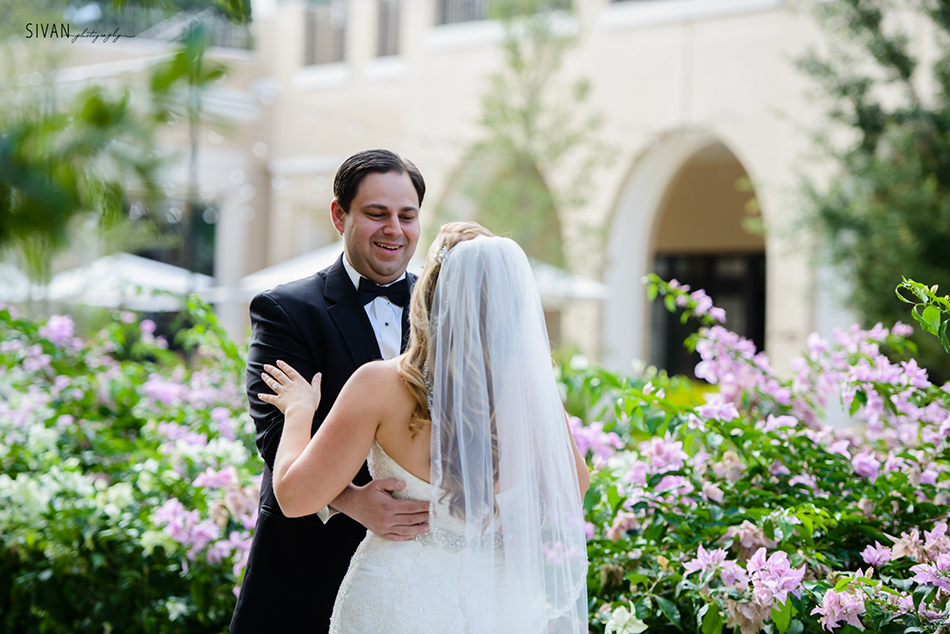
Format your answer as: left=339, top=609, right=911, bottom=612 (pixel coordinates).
left=341, top=256, right=406, bottom=361
left=317, top=256, right=407, bottom=523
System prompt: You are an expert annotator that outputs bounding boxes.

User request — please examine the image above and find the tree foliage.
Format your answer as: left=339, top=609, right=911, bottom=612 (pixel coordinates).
left=442, top=0, right=612, bottom=267
left=799, top=0, right=950, bottom=379
left=0, top=84, right=163, bottom=283
left=0, top=19, right=230, bottom=287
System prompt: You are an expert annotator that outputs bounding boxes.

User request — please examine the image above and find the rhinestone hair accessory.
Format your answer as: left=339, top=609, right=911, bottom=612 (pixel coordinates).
left=436, top=245, right=448, bottom=265
left=423, top=359, right=433, bottom=413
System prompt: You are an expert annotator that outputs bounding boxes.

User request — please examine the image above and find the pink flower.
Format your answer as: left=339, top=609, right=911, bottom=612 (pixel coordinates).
left=770, top=463, right=791, bottom=476
left=867, top=322, right=889, bottom=341
left=761, top=415, right=797, bottom=433
left=789, top=474, right=818, bottom=492
left=654, top=474, right=693, bottom=496
left=606, top=511, right=639, bottom=541
left=883, top=452, right=908, bottom=472
left=709, top=306, right=727, bottom=323
left=638, top=435, right=688, bottom=471
left=712, top=451, right=746, bottom=483
left=851, top=451, right=880, bottom=479
left=723, top=521, right=776, bottom=559
left=39, top=315, right=75, bottom=346
left=807, top=332, right=830, bottom=356
left=828, top=440, right=851, bottom=459
left=187, top=519, right=222, bottom=560
left=910, top=554, right=950, bottom=591
left=144, top=375, right=187, bottom=406
left=702, top=482, right=724, bottom=504
left=571, top=418, right=624, bottom=464
left=690, top=289, right=714, bottom=316
left=193, top=466, right=237, bottom=490
left=746, top=548, right=806, bottom=607
left=154, top=498, right=201, bottom=544
left=720, top=560, right=749, bottom=588
left=860, top=542, right=892, bottom=567
left=625, top=460, right=650, bottom=487
left=683, top=544, right=728, bottom=576
left=900, top=359, right=932, bottom=389
left=205, top=539, right=234, bottom=565
left=892, top=321, right=914, bottom=336
left=696, top=393, right=739, bottom=422
left=810, top=589, right=866, bottom=631
left=140, top=319, right=157, bottom=335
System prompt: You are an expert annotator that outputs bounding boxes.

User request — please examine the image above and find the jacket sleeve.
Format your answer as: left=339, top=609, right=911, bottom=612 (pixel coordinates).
left=246, top=291, right=321, bottom=470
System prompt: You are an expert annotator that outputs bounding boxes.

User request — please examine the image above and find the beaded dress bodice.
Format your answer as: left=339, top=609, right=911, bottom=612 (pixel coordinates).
left=328, top=442, right=477, bottom=634
left=366, top=440, right=471, bottom=544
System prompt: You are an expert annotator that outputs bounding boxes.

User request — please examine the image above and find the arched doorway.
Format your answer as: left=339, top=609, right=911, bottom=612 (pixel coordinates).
left=649, top=142, right=766, bottom=377
left=602, top=134, right=766, bottom=375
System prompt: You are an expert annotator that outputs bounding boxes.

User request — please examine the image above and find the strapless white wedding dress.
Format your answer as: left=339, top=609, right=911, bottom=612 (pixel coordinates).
left=329, top=441, right=498, bottom=634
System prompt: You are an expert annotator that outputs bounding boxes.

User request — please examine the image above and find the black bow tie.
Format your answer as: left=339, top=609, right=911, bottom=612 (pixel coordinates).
left=358, top=277, right=410, bottom=306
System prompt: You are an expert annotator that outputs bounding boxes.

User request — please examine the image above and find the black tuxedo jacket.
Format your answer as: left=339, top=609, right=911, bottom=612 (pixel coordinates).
left=230, top=255, right=415, bottom=634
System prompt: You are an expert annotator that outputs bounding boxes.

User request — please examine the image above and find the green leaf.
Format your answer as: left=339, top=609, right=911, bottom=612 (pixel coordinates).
left=921, top=305, right=942, bottom=334
left=913, top=584, right=935, bottom=611
left=938, top=319, right=950, bottom=354
left=701, top=603, right=724, bottom=634
left=771, top=597, right=794, bottom=633
left=664, top=294, right=677, bottom=313
left=607, top=485, right=620, bottom=510
left=655, top=596, right=682, bottom=630
left=647, top=284, right=658, bottom=302
left=625, top=572, right=651, bottom=586
left=849, top=394, right=862, bottom=416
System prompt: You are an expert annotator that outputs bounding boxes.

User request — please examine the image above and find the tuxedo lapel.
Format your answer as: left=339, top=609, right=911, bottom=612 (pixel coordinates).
left=325, top=256, right=383, bottom=365
left=400, top=272, right=417, bottom=353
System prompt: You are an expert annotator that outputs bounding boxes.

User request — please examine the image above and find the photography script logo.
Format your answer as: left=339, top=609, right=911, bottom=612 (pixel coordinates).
left=25, top=22, right=128, bottom=43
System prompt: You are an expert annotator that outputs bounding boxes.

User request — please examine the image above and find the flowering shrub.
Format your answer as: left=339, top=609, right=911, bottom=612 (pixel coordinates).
left=0, top=299, right=258, bottom=633
left=574, top=275, right=950, bottom=633
left=5, top=274, right=950, bottom=634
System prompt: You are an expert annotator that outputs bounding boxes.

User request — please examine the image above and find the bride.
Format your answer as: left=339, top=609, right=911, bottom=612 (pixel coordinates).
left=259, top=221, right=590, bottom=633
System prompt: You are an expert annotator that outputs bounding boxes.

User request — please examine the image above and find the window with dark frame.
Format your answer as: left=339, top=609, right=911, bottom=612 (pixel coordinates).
left=304, top=0, right=346, bottom=66
left=435, top=0, right=488, bottom=25
left=378, top=0, right=400, bottom=56
left=650, top=253, right=767, bottom=380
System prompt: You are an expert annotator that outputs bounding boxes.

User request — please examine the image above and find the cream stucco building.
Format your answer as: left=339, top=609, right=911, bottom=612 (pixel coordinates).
left=24, top=0, right=877, bottom=375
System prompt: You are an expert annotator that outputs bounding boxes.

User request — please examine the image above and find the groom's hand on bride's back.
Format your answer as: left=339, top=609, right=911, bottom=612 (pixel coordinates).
left=330, top=478, right=430, bottom=541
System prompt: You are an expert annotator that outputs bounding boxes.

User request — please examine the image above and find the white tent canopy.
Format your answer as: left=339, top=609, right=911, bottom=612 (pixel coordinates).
left=236, top=241, right=607, bottom=303
left=41, top=252, right=215, bottom=312
left=0, top=263, right=33, bottom=304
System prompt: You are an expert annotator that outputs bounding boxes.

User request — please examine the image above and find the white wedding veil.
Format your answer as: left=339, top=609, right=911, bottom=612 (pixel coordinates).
left=427, top=235, right=588, bottom=633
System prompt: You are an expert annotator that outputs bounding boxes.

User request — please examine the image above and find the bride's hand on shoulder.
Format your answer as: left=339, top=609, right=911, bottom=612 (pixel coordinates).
left=259, top=359, right=322, bottom=415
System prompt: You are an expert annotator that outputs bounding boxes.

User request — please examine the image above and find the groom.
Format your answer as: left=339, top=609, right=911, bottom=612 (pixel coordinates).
left=231, top=149, right=430, bottom=633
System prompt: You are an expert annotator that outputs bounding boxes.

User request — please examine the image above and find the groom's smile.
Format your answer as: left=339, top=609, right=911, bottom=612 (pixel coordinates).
left=331, top=170, right=421, bottom=286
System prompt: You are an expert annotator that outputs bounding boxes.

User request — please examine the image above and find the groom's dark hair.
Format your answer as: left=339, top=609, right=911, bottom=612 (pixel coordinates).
left=333, top=149, right=426, bottom=213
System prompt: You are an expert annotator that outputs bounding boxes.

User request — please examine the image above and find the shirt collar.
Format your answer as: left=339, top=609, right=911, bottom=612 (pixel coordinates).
left=341, top=252, right=406, bottom=290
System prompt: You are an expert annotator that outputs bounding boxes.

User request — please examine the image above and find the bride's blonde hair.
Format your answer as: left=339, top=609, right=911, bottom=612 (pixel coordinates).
left=397, top=221, right=495, bottom=436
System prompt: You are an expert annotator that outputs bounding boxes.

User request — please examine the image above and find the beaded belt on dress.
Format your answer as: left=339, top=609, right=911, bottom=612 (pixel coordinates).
left=412, top=527, right=504, bottom=552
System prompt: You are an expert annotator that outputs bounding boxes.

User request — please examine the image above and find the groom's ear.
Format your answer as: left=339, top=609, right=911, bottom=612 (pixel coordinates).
left=330, top=199, right=347, bottom=235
